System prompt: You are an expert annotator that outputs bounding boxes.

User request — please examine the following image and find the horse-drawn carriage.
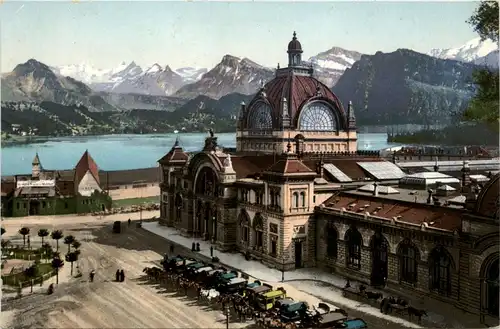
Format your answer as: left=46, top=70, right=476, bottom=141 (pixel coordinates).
left=112, top=221, right=121, bottom=233
left=255, top=288, right=287, bottom=311
left=142, top=256, right=368, bottom=329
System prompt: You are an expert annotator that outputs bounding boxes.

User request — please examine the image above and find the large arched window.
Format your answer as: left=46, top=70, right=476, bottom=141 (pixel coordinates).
left=485, top=258, right=499, bottom=316
left=239, top=210, right=250, bottom=244
left=429, top=246, right=452, bottom=296
left=345, top=227, right=362, bottom=269
left=326, top=224, right=338, bottom=259
left=195, top=167, right=218, bottom=196
left=248, top=103, right=273, bottom=130
left=299, top=102, right=337, bottom=131
left=398, top=238, right=419, bottom=284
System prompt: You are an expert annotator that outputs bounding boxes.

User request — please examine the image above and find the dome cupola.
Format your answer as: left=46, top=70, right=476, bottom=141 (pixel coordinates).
left=287, top=31, right=303, bottom=67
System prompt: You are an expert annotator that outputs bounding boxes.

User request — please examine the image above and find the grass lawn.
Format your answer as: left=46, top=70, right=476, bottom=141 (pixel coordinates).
left=3, top=248, right=42, bottom=260
left=1, top=263, right=54, bottom=287
left=112, top=196, right=160, bottom=208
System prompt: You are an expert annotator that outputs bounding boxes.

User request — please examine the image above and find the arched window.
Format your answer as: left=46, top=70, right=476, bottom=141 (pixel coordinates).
left=195, top=167, right=218, bottom=196
left=300, top=192, right=306, bottom=207
left=299, top=102, right=337, bottom=131
left=326, top=224, right=338, bottom=259
left=345, top=228, right=362, bottom=269
left=248, top=103, right=273, bottom=130
left=429, top=246, right=452, bottom=296
left=293, top=192, right=299, bottom=208
left=174, top=193, right=183, bottom=223
left=239, top=210, right=250, bottom=244
left=253, top=213, right=264, bottom=249
left=398, top=238, right=419, bottom=284
left=485, top=258, right=499, bottom=316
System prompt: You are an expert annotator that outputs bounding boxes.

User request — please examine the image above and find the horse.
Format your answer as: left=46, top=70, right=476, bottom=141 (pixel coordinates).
left=407, top=306, right=427, bottom=324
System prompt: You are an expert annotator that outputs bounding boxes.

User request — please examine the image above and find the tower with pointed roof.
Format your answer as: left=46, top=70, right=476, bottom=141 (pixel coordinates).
left=236, top=32, right=357, bottom=154
left=32, top=153, right=42, bottom=178
left=74, top=150, right=102, bottom=196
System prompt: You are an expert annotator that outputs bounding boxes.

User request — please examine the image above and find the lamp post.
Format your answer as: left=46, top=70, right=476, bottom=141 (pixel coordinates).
left=281, top=254, right=285, bottom=283
left=224, top=303, right=230, bottom=329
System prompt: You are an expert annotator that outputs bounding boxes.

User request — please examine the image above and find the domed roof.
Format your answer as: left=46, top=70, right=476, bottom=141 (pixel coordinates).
left=244, top=74, right=347, bottom=130
left=287, top=32, right=303, bottom=53
left=474, top=173, right=499, bottom=219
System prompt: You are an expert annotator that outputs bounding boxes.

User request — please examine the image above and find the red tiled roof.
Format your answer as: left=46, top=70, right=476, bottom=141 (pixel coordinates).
left=245, top=75, right=346, bottom=130
left=322, top=194, right=463, bottom=231
left=158, top=141, right=188, bottom=165
left=475, top=173, right=499, bottom=219
left=230, top=155, right=277, bottom=179
left=74, top=150, right=100, bottom=185
left=265, top=155, right=316, bottom=176
left=56, top=180, right=74, bottom=196
left=1, top=181, right=16, bottom=196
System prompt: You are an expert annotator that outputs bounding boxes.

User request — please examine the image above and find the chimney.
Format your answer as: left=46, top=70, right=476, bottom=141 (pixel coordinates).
left=373, top=182, right=379, bottom=196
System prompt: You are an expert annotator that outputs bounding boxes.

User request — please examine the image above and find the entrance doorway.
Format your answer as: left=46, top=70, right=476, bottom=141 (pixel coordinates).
left=370, top=233, right=388, bottom=287
left=294, top=241, right=303, bottom=268
left=29, top=200, right=40, bottom=216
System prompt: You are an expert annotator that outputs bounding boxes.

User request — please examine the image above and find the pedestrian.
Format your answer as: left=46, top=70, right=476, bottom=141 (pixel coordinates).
left=120, top=269, right=125, bottom=282
left=115, top=269, right=120, bottom=282
left=210, top=246, right=214, bottom=257
left=89, top=270, right=95, bottom=282
left=128, top=218, right=131, bottom=227
left=170, top=244, right=174, bottom=254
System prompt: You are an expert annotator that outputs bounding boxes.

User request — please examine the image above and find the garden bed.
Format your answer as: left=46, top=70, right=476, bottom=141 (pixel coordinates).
left=2, top=263, right=55, bottom=287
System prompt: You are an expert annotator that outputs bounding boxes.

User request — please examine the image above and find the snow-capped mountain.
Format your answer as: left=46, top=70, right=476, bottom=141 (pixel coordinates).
left=174, top=55, right=274, bottom=100
left=110, top=64, right=185, bottom=96
left=2, top=59, right=118, bottom=111
left=428, top=37, right=499, bottom=67
left=51, top=61, right=139, bottom=84
left=307, top=47, right=363, bottom=87
left=474, top=49, right=499, bottom=68
left=175, top=67, right=208, bottom=84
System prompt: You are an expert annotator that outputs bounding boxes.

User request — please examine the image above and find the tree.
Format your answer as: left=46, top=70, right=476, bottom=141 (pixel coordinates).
left=65, top=252, right=79, bottom=276
left=464, top=1, right=500, bottom=130
left=71, top=240, right=81, bottom=251
left=51, top=256, right=64, bottom=285
left=37, top=229, right=50, bottom=246
left=24, top=263, right=39, bottom=293
left=468, top=1, right=499, bottom=41
left=51, top=230, right=64, bottom=252
left=1, top=239, right=10, bottom=249
left=39, top=243, right=54, bottom=263
left=18, top=227, right=30, bottom=248
left=63, top=235, right=76, bottom=253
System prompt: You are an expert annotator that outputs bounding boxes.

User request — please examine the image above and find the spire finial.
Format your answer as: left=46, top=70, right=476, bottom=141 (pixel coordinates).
left=293, top=31, right=297, bottom=39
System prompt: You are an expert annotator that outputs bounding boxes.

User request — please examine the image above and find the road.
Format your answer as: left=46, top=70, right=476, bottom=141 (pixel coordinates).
left=1, top=213, right=416, bottom=329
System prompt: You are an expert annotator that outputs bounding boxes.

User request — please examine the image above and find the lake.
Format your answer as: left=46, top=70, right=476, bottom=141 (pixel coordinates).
left=1, top=132, right=399, bottom=176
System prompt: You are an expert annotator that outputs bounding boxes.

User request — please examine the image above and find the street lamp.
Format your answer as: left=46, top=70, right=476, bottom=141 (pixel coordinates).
left=281, top=254, right=285, bottom=283
left=224, top=304, right=230, bottom=329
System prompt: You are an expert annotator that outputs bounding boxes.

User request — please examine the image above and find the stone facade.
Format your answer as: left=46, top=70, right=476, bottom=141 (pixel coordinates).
left=313, top=174, right=499, bottom=326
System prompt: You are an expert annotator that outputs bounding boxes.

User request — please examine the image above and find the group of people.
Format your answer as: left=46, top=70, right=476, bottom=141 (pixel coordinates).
left=116, top=269, right=126, bottom=282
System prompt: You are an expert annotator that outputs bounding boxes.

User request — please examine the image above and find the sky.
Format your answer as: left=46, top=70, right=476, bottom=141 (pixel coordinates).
left=1, top=1, right=481, bottom=72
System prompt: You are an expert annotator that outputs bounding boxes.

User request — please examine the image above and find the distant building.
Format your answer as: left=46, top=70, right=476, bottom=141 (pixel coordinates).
left=157, top=32, right=499, bottom=326
left=1, top=151, right=112, bottom=217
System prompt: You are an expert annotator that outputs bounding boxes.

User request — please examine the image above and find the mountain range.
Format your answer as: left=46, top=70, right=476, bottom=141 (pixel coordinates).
left=428, top=37, right=499, bottom=68
left=0, top=37, right=496, bottom=134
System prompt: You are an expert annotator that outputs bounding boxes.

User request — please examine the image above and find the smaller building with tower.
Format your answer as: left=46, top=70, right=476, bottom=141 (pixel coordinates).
left=1, top=150, right=112, bottom=217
